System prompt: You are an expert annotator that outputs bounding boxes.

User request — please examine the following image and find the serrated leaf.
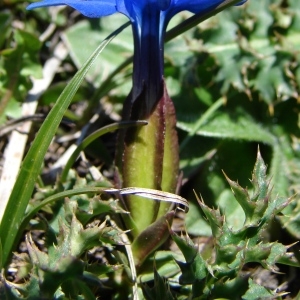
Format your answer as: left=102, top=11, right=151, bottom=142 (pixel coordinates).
left=265, top=243, right=290, bottom=269
left=171, top=233, right=208, bottom=284
left=224, top=174, right=256, bottom=224
left=26, top=234, right=49, bottom=267
left=195, top=195, right=223, bottom=239
left=251, top=150, right=269, bottom=202
left=242, top=278, right=277, bottom=300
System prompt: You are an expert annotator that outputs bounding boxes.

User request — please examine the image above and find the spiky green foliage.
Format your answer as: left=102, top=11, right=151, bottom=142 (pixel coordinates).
left=0, top=182, right=126, bottom=299
left=1, top=1, right=300, bottom=298
left=171, top=151, right=299, bottom=299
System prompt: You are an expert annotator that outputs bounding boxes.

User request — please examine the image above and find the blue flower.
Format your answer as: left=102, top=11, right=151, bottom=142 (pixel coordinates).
left=27, top=0, right=246, bottom=21
left=27, top=0, right=247, bottom=111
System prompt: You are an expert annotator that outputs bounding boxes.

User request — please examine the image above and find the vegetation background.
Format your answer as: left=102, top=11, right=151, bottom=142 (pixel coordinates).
left=1, top=0, right=300, bottom=298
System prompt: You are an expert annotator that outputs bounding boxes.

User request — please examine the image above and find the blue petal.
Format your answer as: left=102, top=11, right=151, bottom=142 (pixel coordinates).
left=169, top=0, right=227, bottom=15
left=235, top=0, right=247, bottom=5
left=163, top=0, right=247, bottom=23
left=27, top=0, right=117, bottom=18
left=158, top=0, right=171, bottom=11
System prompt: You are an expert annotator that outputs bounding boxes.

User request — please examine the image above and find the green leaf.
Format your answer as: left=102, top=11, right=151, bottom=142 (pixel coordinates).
left=242, top=279, right=277, bottom=300
left=196, top=195, right=224, bottom=239
left=177, top=108, right=275, bottom=144
left=171, top=233, right=208, bottom=284
left=224, top=173, right=255, bottom=225
left=251, top=150, right=269, bottom=202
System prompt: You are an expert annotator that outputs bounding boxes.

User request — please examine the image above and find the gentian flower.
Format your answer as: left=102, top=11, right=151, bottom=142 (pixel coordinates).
left=28, top=0, right=247, bottom=112
left=27, top=0, right=247, bottom=265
